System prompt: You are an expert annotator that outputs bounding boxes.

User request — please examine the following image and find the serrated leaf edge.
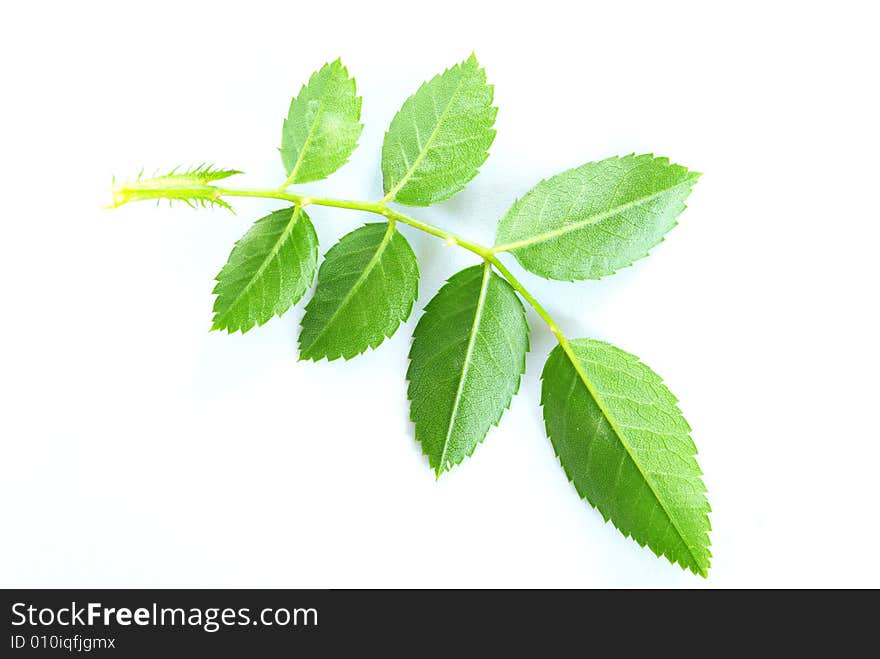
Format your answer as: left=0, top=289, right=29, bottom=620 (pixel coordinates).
left=541, top=339, right=711, bottom=576
left=211, top=206, right=316, bottom=334
left=408, top=263, right=530, bottom=476
left=383, top=53, right=497, bottom=206
left=282, top=58, right=364, bottom=185
left=496, top=153, right=700, bottom=281
left=298, top=222, right=419, bottom=362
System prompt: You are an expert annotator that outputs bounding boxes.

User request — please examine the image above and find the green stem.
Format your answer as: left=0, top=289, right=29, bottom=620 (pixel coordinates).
left=214, top=187, right=493, bottom=259
left=485, top=254, right=563, bottom=340
left=119, top=181, right=566, bottom=341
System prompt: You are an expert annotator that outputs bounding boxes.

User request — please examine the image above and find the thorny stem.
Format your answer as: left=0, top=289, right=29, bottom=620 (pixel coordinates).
left=113, top=180, right=567, bottom=341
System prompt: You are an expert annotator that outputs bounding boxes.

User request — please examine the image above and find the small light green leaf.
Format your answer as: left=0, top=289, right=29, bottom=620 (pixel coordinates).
left=541, top=338, right=711, bottom=576
left=110, top=164, right=242, bottom=211
left=495, top=154, right=700, bottom=280
left=408, top=264, right=529, bottom=475
left=299, top=223, right=419, bottom=361
left=381, top=54, right=497, bottom=206
left=212, top=206, right=318, bottom=334
left=281, top=59, right=363, bottom=184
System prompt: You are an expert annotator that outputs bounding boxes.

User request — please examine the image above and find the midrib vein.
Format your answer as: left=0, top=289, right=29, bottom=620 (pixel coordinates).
left=285, top=93, right=327, bottom=185
left=304, top=223, right=396, bottom=348
left=384, top=68, right=470, bottom=201
left=494, top=178, right=696, bottom=252
left=559, top=339, right=702, bottom=572
left=218, top=207, right=303, bottom=320
left=437, top=263, right=491, bottom=471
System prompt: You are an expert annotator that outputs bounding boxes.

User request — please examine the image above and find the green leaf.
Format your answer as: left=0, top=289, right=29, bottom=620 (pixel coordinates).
left=212, top=206, right=318, bottom=334
left=541, top=338, right=711, bottom=575
left=299, top=223, right=419, bottom=361
left=408, top=264, right=529, bottom=475
left=381, top=54, right=497, bottom=206
left=495, top=154, right=700, bottom=280
left=281, top=59, right=363, bottom=184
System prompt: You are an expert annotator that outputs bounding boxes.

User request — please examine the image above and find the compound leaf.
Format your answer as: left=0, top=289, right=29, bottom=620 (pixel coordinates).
left=299, top=223, right=419, bottom=361
left=495, top=154, right=700, bottom=280
left=541, top=338, right=711, bottom=575
left=212, top=206, right=318, bottom=333
left=281, top=59, right=363, bottom=184
left=408, top=264, right=528, bottom=475
left=382, top=54, right=497, bottom=206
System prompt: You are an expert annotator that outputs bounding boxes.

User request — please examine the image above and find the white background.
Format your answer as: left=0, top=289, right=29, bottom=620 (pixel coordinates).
left=1, top=1, right=877, bottom=588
